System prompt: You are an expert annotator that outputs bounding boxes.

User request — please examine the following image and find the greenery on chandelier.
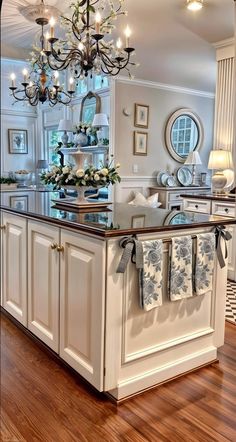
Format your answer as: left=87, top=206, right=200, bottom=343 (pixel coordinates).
left=41, top=161, right=121, bottom=189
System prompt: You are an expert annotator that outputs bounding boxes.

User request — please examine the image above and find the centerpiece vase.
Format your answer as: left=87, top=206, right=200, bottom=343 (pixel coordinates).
left=64, top=185, right=91, bottom=204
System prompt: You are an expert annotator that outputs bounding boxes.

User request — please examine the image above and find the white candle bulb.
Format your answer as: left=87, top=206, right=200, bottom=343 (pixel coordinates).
left=49, top=17, right=56, bottom=39
left=10, top=73, right=16, bottom=87
left=116, top=38, right=122, bottom=50
left=125, top=25, right=131, bottom=47
left=95, top=11, right=101, bottom=34
left=78, top=42, right=84, bottom=51
left=22, top=68, right=28, bottom=82
left=45, top=32, right=50, bottom=51
left=69, top=77, right=75, bottom=92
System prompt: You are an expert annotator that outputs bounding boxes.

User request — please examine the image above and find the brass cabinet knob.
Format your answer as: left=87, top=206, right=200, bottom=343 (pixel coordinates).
left=0, top=225, right=6, bottom=230
left=57, top=245, right=64, bottom=253
left=51, top=243, right=58, bottom=250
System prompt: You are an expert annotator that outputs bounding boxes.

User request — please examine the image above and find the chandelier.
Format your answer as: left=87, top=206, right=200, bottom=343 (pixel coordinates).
left=9, top=14, right=76, bottom=106
left=44, top=0, right=136, bottom=79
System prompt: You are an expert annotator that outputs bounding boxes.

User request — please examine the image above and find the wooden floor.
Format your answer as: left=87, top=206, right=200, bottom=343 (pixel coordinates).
left=1, top=314, right=236, bottom=442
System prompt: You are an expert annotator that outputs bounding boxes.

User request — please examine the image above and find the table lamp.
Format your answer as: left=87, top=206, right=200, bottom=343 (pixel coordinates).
left=208, top=149, right=234, bottom=193
left=184, top=151, right=202, bottom=186
left=92, top=113, right=109, bottom=146
left=58, top=119, right=73, bottom=148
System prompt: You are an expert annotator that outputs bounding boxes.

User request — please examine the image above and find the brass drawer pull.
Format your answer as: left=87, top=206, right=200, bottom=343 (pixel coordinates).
left=0, top=225, right=6, bottom=230
left=51, top=243, right=58, bottom=250
left=57, top=245, right=64, bottom=253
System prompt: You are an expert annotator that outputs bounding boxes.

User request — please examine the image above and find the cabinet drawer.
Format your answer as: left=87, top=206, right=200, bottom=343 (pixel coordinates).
left=183, top=199, right=211, bottom=214
left=212, top=202, right=235, bottom=218
left=168, top=192, right=182, bottom=201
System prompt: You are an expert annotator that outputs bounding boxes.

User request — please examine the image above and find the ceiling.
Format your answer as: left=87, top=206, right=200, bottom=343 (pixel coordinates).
left=1, top=0, right=235, bottom=92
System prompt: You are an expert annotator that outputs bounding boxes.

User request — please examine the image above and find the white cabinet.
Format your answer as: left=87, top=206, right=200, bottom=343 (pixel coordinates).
left=183, top=198, right=211, bottom=214
left=212, top=201, right=236, bottom=281
left=183, top=197, right=236, bottom=281
left=2, top=213, right=27, bottom=325
left=149, top=186, right=210, bottom=211
left=28, top=221, right=60, bottom=352
left=59, top=229, right=106, bottom=391
left=27, top=219, right=106, bottom=390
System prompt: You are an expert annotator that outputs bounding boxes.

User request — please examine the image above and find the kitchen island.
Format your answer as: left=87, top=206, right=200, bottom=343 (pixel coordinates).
left=1, top=190, right=236, bottom=401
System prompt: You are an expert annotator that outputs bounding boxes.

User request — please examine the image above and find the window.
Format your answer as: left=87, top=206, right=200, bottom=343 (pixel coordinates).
left=172, top=116, right=198, bottom=156
left=76, top=75, right=109, bottom=97
left=46, top=128, right=61, bottom=165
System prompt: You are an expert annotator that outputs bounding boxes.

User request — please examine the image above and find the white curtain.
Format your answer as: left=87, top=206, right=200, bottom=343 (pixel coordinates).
left=214, top=57, right=235, bottom=154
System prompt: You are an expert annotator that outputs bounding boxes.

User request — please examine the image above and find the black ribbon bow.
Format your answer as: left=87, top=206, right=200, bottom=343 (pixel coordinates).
left=214, top=225, right=232, bottom=269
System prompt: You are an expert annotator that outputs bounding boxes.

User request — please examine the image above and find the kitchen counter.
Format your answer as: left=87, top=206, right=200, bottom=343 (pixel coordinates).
left=1, top=189, right=235, bottom=401
left=1, top=190, right=235, bottom=238
left=180, top=192, right=236, bottom=202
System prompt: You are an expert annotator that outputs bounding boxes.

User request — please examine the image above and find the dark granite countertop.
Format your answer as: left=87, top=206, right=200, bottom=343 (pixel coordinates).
left=180, top=193, right=236, bottom=203
left=1, top=190, right=236, bottom=238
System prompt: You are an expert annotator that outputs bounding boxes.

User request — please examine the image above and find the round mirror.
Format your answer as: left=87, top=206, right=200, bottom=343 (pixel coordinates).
left=165, top=108, right=203, bottom=163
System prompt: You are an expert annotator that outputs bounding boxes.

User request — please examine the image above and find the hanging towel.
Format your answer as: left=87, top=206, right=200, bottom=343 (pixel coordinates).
left=169, top=236, right=193, bottom=301
left=194, top=233, right=215, bottom=296
left=139, top=240, right=163, bottom=311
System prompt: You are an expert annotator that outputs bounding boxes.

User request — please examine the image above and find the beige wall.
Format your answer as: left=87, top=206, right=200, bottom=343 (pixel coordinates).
left=114, top=81, right=215, bottom=179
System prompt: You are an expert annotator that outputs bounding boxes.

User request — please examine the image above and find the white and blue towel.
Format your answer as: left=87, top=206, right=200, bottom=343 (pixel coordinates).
left=139, top=240, right=163, bottom=311
left=169, top=236, right=193, bottom=301
left=194, top=233, right=215, bottom=296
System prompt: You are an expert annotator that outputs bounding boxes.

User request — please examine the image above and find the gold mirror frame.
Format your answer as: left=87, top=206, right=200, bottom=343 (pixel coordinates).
left=80, top=91, right=101, bottom=124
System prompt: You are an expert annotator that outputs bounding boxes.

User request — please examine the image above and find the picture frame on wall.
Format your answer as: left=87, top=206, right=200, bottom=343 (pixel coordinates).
left=134, top=104, right=149, bottom=128
left=10, top=195, right=28, bottom=211
left=131, top=215, right=146, bottom=229
left=8, top=129, right=28, bottom=154
left=133, top=131, right=148, bottom=156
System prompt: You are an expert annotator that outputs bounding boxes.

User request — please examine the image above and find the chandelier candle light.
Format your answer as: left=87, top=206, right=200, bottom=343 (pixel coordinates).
left=9, top=4, right=76, bottom=106
left=44, top=0, right=137, bottom=79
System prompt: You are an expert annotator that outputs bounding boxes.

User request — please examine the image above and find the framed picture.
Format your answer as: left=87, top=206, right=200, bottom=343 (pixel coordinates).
left=133, top=131, right=148, bottom=156
left=131, top=215, right=146, bottom=229
left=134, top=104, right=149, bottom=128
left=10, top=195, right=28, bottom=211
left=8, top=129, right=28, bottom=154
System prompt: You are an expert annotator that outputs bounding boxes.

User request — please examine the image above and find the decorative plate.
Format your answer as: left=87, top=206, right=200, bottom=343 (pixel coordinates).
left=166, top=176, right=177, bottom=187
left=176, top=167, right=193, bottom=186
left=160, top=173, right=170, bottom=186
left=156, top=172, right=164, bottom=186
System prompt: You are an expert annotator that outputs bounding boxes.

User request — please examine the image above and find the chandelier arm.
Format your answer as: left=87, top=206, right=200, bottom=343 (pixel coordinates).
left=11, top=89, right=29, bottom=101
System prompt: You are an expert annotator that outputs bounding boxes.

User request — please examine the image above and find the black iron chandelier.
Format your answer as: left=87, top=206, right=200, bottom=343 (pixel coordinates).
left=44, top=0, right=136, bottom=79
left=9, top=18, right=76, bottom=106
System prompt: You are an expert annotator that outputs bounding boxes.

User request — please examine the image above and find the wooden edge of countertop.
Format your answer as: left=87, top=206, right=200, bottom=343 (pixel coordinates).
left=1, top=206, right=236, bottom=239
left=180, top=193, right=236, bottom=202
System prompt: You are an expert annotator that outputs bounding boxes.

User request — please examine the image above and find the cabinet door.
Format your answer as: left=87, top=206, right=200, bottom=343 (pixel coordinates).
left=60, top=229, right=106, bottom=391
left=2, top=213, right=27, bottom=325
left=227, top=225, right=236, bottom=282
left=28, top=221, right=60, bottom=352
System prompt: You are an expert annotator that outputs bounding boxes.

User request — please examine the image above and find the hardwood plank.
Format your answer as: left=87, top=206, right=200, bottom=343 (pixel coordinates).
left=1, top=313, right=236, bottom=442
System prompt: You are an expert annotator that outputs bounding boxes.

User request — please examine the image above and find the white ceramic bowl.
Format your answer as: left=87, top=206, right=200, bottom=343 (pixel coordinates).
left=15, top=172, right=31, bottom=182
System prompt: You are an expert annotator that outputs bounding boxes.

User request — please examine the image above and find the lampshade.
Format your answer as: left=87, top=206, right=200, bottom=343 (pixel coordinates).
left=58, top=119, right=73, bottom=132
left=92, top=113, right=109, bottom=127
left=208, top=150, right=234, bottom=170
left=184, top=151, right=202, bottom=165
left=36, top=160, right=48, bottom=169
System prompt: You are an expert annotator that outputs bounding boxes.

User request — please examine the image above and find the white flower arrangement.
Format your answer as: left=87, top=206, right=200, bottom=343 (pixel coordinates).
left=41, top=161, right=121, bottom=189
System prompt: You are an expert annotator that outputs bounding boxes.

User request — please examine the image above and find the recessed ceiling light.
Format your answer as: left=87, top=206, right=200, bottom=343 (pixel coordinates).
left=186, top=0, right=203, bottom=11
